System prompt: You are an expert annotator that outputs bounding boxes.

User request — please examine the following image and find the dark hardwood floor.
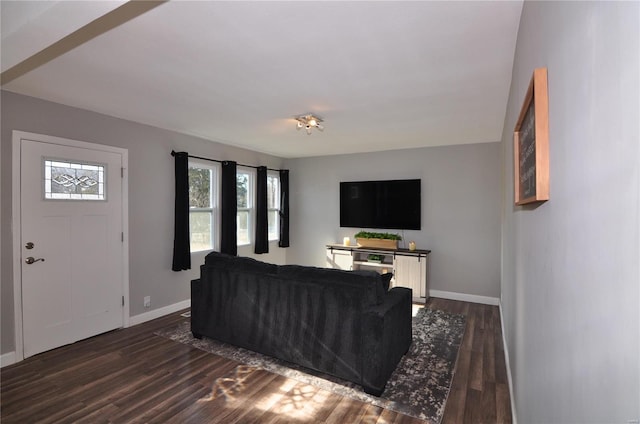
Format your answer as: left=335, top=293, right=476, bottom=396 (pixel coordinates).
left=1, top=298, right=511, bottom=423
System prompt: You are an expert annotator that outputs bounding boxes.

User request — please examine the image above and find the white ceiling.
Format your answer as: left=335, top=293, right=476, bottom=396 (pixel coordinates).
left=1, top=1, right=523, bottom=158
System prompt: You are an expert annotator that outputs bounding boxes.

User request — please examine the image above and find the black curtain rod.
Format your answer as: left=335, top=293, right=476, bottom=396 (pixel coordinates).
left=171, top=150, right=282, bottom=172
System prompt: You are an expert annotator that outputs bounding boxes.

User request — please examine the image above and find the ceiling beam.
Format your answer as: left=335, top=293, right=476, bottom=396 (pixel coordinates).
left=1, top=0, right=167, bottom=86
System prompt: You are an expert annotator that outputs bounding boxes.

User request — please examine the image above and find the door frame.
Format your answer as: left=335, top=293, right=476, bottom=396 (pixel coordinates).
left=12, top=130, right=130, bottom=362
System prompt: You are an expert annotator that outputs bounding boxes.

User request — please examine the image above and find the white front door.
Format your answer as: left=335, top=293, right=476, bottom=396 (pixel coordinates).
left=19, top=136, right=125, bottom=358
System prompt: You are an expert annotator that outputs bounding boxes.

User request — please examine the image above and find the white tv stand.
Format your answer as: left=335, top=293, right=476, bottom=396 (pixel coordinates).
left=326, top=244, right=431, bottom=302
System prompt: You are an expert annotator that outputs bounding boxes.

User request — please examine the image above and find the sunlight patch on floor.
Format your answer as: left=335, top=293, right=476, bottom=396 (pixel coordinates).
left=267, top=383, right=331, bottom=420
left=361, top=411, right=391, bottom=424
left=197, top=366, right=336, bottom=422
left=251, top=378, right=298, bottom=412
left=198, top=365, right=256, bottom=403
left=254, top=381, right=332, bottom=421
left=412, top=303, right=425, bottom=317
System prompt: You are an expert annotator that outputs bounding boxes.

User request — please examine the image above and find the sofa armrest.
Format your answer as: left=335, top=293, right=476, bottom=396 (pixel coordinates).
left=360, top=286, right=412, bottom=396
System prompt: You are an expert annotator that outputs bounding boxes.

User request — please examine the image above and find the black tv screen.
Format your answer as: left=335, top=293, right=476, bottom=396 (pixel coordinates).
left=340, top=179, right=421, bottom=230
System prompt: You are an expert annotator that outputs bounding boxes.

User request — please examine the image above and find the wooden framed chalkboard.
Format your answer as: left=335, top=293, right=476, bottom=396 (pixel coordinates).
left=514, top=68, right=549, bottom=205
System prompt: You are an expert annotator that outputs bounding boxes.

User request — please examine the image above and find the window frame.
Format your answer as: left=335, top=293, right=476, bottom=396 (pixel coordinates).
left=236, top=167, right=254, bottom=247
left=267, top=171, right=280, bottom=242
left=188, top=159, right=220, bottom=253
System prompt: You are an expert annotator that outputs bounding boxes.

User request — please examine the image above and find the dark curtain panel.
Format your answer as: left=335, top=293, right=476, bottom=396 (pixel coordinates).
left=254, top=166, right=269, bottom=254
left=172, top=151, right=191, bottom=271
left=221, top=161, right=238, bottom=256
left=278, top=169, right=290, bottom=248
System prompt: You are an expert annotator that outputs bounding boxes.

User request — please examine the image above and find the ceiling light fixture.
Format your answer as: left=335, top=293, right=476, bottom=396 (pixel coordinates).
left=294, top=114, right=324, bottom=135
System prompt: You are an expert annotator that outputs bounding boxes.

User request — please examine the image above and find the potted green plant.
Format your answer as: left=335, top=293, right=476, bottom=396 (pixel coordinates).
left=354, top=231, right=402, bottom=249
left=367, top=254, right=383, bottom=263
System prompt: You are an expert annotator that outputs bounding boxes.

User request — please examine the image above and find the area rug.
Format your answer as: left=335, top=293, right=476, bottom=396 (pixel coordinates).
left=155, top=308, right=465, bottom=423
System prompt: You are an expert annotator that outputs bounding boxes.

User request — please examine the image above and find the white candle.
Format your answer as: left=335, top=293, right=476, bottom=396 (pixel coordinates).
left=343, top=237, right=351, bottom=246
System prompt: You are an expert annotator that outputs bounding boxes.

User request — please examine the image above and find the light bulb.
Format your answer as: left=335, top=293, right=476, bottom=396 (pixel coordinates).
left=306, top=125, right=312, bottom=135
left=308, top=118, right=317, bottom=127
left=296, top=121, right=302, bottom=130
left=316, top=124, right=324, bottom=131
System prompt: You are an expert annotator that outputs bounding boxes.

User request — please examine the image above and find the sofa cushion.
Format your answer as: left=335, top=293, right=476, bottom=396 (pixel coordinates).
left=352, top=270, right=388, bottom=302
left=204, top=251, right=278, bottom=274
left=279, top=265, right=383, bottom=306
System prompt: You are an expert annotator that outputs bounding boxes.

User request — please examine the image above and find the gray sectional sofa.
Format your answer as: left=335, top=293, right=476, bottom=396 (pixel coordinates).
left=191, top=251, right=412, bottom=396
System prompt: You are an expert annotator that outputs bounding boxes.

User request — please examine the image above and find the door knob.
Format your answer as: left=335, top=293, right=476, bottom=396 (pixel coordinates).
left=25, top=257, right=45, bottom=265
left=25, top=242, right=34, bottom=250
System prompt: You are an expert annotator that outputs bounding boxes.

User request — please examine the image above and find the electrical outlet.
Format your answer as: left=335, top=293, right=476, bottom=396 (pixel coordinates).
left=144, top=296, right=151, bottom=308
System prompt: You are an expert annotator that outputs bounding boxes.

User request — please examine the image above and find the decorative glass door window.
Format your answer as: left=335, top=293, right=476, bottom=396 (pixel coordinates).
left=44, top=159, right=106, bottom=200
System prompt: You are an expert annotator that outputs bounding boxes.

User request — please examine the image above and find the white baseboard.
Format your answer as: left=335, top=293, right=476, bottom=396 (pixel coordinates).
left=429, top=289, right=500, bottom=305
left=1, top=351, right=16, bottom=368
left=128, top=299, right=191, bottom=327
left=499, top=300, right=517, bottom=424
left=2, top=300, right=191, bottom=367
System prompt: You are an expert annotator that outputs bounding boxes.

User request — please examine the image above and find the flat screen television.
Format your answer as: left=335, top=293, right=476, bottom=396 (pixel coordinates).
left=340, top=179, right=421, bottom=230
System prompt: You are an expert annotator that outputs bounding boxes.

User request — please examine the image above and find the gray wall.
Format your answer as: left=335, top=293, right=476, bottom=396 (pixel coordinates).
left=286, top=143, right=501, bottom=299
left=1, top=91, right=286, bottom=355
left=500, top=2, right=639, bottom=422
